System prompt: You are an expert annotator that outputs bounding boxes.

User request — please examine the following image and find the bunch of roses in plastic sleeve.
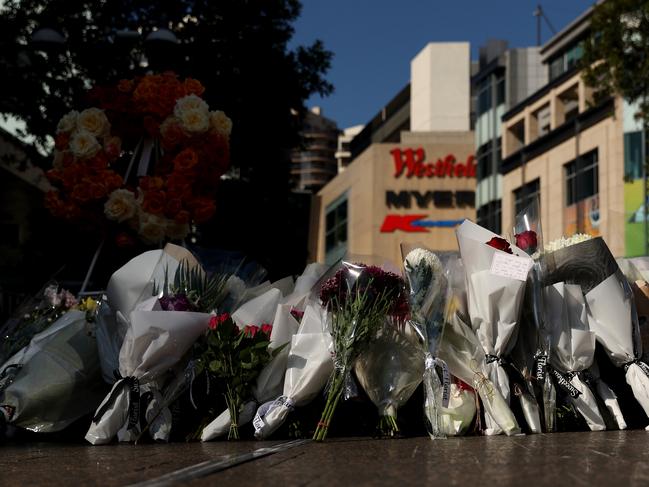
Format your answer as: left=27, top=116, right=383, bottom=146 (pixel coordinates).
left=192, top=313, right=276, bottom=440
left=45, top=108, right=123, bottom=222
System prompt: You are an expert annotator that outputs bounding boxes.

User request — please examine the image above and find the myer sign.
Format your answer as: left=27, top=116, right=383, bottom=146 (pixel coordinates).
left=381, top=147, right=476, bottom=233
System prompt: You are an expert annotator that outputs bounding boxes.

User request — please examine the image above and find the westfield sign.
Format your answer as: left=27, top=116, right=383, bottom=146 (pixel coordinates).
left=391, top=148, right=476, bottom=178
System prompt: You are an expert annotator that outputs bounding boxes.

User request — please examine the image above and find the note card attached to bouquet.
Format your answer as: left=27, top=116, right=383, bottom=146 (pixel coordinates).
left=490, top=253, right=533, bottom=281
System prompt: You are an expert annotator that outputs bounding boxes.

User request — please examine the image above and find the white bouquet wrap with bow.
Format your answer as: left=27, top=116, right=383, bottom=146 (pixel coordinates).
left=96, top=244, right=199, bottom=384
left=253, top=302, right=333, bottom=439
left=545, top=282, right=607, bottom=431
left=586, top=272, right=649, bottom=427
left=86, top=295, right=210, bottom=445
left=456, top=220, right=530, bottom=435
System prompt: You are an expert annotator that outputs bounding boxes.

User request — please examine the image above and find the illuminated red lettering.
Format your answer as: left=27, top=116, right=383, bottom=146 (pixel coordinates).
left=380, top=214, right=428, bottom=233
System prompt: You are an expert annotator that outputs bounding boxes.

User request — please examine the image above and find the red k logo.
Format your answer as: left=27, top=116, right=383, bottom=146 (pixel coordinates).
left=379, top=214, right=428, bottom=233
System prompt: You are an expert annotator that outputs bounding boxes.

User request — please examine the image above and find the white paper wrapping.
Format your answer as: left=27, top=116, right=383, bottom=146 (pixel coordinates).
left=456, top=220, right=530, bottom=434
left=544, top=282, right=612, bottom=430
left=0, top=310, right=105, bottom=433
left=586, top=273, right=649, bottom=422
left=253, top=302, right=334, bottom=439
left=231, top=288, right=283, bottom=329
left=438, top=310, right=520, bottom=436
left=95, top=244, right=196, bottom=383
left=85, top=297, right=210, bottom=445
left=439, top=383, right=476, bottom=437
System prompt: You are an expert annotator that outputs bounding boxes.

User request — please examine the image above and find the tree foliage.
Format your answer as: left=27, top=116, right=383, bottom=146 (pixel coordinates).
left=0, top=0, right=333, bottom=187
left=581, top=0, right=649, bottom=119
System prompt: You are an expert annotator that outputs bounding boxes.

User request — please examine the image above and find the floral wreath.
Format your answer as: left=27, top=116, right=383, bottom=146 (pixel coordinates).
left=45, top=72, right=232, bottom=245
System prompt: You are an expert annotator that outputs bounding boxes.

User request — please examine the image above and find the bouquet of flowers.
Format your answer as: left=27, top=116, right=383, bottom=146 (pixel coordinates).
left=513, top=197, right=553, bottom=432
left=455, top=220, right=531, bottom=434
left=543, top=234, right=649, bottom=427
left=0, top=302, right=105, bottom=436
left=86, top=253, right=222, bottom=445
left=0, top=282, right=83, bottom=365
left=253, top=301, right=334, bottom=439
left=401, top=245, right=450, bottom=438
left=545, top=282, right=606, bottom=431
left=46, top=73, right=232, bottom=245
left=439, top=378, right=477, bottom=436
left=312, top=261, right=409, bottom=441
left=192, top=312, right=281, bottom=440
left=202, top=263, right=327, bottom=441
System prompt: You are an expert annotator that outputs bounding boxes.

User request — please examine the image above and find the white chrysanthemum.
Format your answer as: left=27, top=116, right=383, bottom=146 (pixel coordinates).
left=56, top=110, right=79, bottom=133
left=104, top=189, right=137, bottom=223
left=210, top=110, right=233, bottom=138
left=77, top=108, right=110, bottom=137
left=405, top=247, right=443, bottom=275
left=174, top=94, right=209, bottom=118
left=544, top=233, right=593, bottom=253
left=69, top=129, right=100, bottom=158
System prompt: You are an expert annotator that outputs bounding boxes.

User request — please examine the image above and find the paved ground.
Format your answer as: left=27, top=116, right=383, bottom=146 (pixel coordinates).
left=2, top=431, right=649, bottom=486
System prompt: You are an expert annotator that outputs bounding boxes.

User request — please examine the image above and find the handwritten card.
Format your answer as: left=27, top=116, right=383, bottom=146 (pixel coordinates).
left=490, top=252, right=533, bottom=281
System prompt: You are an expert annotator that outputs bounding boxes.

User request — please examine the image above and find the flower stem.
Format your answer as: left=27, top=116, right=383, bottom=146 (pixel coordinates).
left=313, top=373, right=344, bottom=441
left=225, top=385, right=239, bottom=440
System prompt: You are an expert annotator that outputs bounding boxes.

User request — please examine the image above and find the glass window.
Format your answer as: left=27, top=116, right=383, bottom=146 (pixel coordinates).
left=624, top=131, right=643, bottom=180
left=565, top=150, right=599, bottom=206
left=477, top=200, right=502, bottom=234
left=477, top=78, right=492, bottom=116
left=476, top=141, right=492, bottom=181
left=325, top=194, right=348, bottom=264
left=496, top=76, right=506, bottom=106
left=513, top=178, right=541, bottom=216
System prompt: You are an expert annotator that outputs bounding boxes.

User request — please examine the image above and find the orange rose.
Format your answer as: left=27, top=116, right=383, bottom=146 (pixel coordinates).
left=166, top=174, right=192, bottom=199
left=160, top=117, right=185, bottom=150
left=184, top=78, right=205, bottom=96
left=190, top=198, right=216, bottom=224
left=142, top=190, right=166, bottom=215
left=89, top=183, right=107, bottom=200
left=71, top=184, right=93, bottom=203
left=144, top=116, right=161, bottom=137
left=115, top=232, right=136, bottom=247
left=173, top=148, right=199, bottom=172
left=165, top=198, right=183, bottom=218
left=139, top=176, right=164, bottom=192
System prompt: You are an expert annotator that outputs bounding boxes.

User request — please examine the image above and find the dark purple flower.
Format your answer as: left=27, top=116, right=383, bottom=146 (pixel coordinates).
left=159, top=293, right=195, bottom=312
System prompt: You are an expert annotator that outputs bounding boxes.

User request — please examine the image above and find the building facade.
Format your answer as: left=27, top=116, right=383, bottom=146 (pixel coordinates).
left=290, top=107, right=340, bottom=193
left=473, top=40, right=546, bottom=235
left=335, top=124, right=364, bottom=172
left=500, top=6, right=645, bottom=257
left=310, top=43, right=476, bottom=266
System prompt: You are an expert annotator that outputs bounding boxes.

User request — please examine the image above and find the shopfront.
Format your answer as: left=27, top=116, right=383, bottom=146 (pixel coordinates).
left=310, top=132, right=476, bottom=266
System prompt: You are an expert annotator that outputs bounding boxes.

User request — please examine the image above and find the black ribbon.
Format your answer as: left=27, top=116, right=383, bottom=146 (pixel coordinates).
left=550, top=368, right=581, bottom=398
left=624, top=359, right=649, bottom=377
left=92, top=371, right=140, bottom=431
left=485, top=354, right=506, bottom=366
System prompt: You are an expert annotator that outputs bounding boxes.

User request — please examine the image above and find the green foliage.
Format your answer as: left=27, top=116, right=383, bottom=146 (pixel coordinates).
left=581, top=0, right=649, bottom=119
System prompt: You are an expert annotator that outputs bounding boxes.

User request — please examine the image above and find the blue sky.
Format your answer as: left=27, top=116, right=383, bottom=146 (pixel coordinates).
left=290, top=0, right=596, bottom=129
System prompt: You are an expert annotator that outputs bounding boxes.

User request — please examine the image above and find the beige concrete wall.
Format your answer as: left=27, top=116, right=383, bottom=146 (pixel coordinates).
left=315, top=133, right=476, bottom=266
left=410, top=43, right=470, bottom=132
left=501, top=99, right=625, bottom=256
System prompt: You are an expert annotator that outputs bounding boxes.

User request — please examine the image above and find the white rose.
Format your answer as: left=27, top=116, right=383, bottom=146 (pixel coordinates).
left=77, top=108, right=110, bottom=137
left=174, top=94, right=209, bottom=118
left=69, top=130, right=100, bottom=158
left=165, top=219, right=190, bottom=241
left=179, top=108, right=210, bottom=134
left=57, top=110, right=78, bottom=133
left=138, top=212, right=167, bottom=244
left=210, top=110, right=233, bottom=138
left=104, top=189, right=137, bottom=223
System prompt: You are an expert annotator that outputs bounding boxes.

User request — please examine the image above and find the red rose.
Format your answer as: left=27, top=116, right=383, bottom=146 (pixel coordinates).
left=261, top=324, right=273, bottom=337
left=208, top=313, right=230, bottom=330
left=243, top=324, right=259, bottom=338
left=115, top=232, right=136, bottom=248
left=486, top=237, right=513, bottom=254
left=515, top=230, right=538, bottom=253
